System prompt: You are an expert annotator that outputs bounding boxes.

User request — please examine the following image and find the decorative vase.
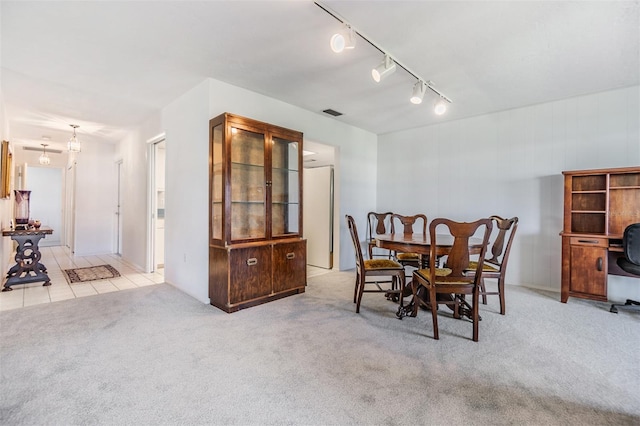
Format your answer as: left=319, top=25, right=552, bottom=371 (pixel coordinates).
left=14, top=190, right=31, bottom=229
left=34, top=220, right=41, bottom=229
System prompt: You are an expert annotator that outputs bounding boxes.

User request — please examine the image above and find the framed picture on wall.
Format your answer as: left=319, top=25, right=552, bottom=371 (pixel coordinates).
left=1, top=140, right=12, bottom=199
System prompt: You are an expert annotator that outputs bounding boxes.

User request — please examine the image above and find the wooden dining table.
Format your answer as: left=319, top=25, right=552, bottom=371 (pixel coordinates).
left=375, top=233, right=483, bottom=319
left=375, top=233, right=483, bottom=258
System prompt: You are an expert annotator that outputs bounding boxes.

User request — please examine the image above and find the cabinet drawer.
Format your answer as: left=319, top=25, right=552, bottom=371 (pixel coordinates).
left=569, top=237, right=608, bottom=247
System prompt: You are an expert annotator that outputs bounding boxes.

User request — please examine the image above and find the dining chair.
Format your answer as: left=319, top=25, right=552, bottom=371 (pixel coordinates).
left=411, top=218, right=493, bottom=341
left=465, top=215, right=519, bottom=315
left=366, top=211, right=394, bottom=260
left=610, top=223, right=640, bottom=314
left=346, top=215, right=406, bottom=314
left=391, top=213, right=428, bottom=267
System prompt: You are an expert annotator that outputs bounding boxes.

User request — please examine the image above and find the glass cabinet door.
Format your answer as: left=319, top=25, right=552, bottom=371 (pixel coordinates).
left=271, top=136, right=300, bottom=237
left=230, top=126, right=266, bottom=240
left=211, top=124, right=223, bottom=241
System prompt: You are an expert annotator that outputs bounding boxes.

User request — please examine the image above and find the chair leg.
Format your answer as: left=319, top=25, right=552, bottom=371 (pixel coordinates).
left=430, top=286, right=439, bottom=340
left=498, top=277, right=506, bottom=315
left=397, top=273, right=405, bottom=310
left=353, top=271, right=359, bottom=303
left=356, top=276, right=365, bottom=313
left=472, top=288, right=479, bottom=342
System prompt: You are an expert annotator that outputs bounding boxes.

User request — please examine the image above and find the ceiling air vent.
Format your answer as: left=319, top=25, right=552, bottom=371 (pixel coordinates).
left=323, top=109, right=343, bottom=117
left=23, top=146, right=63, bottom=154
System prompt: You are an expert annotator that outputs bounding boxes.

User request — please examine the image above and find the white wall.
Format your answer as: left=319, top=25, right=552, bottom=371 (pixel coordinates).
left=161, top=80, right=210, bottom=301
left=115, top=114, right=162, bottom=271
left=160, top=78, right=378, bottom=303
left=377, top=85, right=640, bottom=301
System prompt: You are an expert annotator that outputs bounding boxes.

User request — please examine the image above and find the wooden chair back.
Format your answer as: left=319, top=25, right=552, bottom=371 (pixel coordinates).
left=367, top=212, right=393, bottom=238
left=430, top=218, right=493, bottom=283
left=346, top=215, right=365, bottom=270
left=366, top=211, right=393, bottom=259
left=486, top=215, right=519, bottom=270
left=391, top=214, right=427, bottom=235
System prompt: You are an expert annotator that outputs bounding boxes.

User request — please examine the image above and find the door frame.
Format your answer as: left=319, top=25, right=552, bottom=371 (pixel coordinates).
left=65, top=160, right=76, bottom=253
left=146, top=133, right=165, bottom=273
left=115, top=159, right=123, bottom=256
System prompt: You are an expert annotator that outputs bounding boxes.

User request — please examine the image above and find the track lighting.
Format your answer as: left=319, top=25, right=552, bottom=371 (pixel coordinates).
left=315, top=1, right=452, bottom=115
left=410, top=80, right=427, bottom=104
left=434, top=98, right=447, bottom=115
left=372, top=55, right=396, bottom=83
left=330, top=24, right=356, bottom=53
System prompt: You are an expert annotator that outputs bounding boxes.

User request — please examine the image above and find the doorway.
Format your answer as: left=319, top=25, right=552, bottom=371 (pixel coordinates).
left=303, top=141, right=337, bottom=272
left=25, top=166, right=63, bottom=247
left=147, top=136, right=166, bottom=272
left=115, top=160, right=123, bottom=256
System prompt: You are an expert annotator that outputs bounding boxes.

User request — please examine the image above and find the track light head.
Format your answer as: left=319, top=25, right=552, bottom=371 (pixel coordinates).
left=410, top=80, right=427, bottom=104
left=371, top=55, right=396, bottom=83
left=330, top=24, right=356, bottom=53
left=434, top=98, right=447, bottom=115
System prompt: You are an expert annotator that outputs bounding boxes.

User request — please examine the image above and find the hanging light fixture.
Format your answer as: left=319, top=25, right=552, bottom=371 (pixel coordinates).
left=434, top=98, right=448, bottom=115
left=68, top=124, right=81, bottom=152
left=330, top=24, right=356, bottom=53
left=371, top=54, right=396, bottom=83
left=39, top=144, right=51, bottom=165
left=410, top=80, right=427, bottom=104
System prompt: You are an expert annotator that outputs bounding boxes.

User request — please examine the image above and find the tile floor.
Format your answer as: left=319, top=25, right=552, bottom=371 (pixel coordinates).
left=0, top=245, right=164, bottom=311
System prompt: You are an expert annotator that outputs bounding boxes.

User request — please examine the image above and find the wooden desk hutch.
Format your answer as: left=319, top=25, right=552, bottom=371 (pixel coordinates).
left=208, top=113, right=306, bottom=313
left=560, top=166, right=640, bottom=303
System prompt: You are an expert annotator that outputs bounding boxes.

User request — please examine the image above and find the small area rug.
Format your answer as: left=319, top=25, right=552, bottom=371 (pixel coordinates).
left=63, top=264, right=121, bottom=284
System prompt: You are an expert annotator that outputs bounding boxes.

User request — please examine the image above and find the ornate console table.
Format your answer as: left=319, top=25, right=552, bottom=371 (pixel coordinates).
left=2, top=227, right=53, bottom=291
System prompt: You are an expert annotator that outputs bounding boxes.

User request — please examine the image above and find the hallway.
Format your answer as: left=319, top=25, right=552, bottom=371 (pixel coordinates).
left=0, top=246, right=164, bottom=311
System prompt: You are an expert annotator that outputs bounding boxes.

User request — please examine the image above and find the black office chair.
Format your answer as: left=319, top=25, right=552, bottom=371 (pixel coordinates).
left=610, top=223, right=640, bottom=314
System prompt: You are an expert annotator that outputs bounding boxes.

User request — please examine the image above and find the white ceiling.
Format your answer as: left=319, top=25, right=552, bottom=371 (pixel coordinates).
left=2, top=1, right=639, bottom=153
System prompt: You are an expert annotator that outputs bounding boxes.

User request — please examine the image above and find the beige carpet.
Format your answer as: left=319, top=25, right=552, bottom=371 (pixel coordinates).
left=63, top=264, right=121, bottom=284
left=1, top=271, right=638, bottom=425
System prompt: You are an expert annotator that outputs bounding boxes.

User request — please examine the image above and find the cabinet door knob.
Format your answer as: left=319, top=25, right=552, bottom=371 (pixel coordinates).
left=286, top=252, right=295, bottom=260
left=246, top=258, right=258, bottom=266
left=596, top=257, right=603, bottom=271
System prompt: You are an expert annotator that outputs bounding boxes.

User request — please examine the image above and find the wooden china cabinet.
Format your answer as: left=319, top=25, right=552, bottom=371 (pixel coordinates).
left=560, top=166, right=640, bottom=303
left=208, top=113, right=306, bottom=313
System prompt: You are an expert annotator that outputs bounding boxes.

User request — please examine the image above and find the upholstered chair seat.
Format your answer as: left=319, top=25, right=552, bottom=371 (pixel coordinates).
left=467, top=261, right=499, bottom=272
left=396, top=252, right=420, bottom=261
